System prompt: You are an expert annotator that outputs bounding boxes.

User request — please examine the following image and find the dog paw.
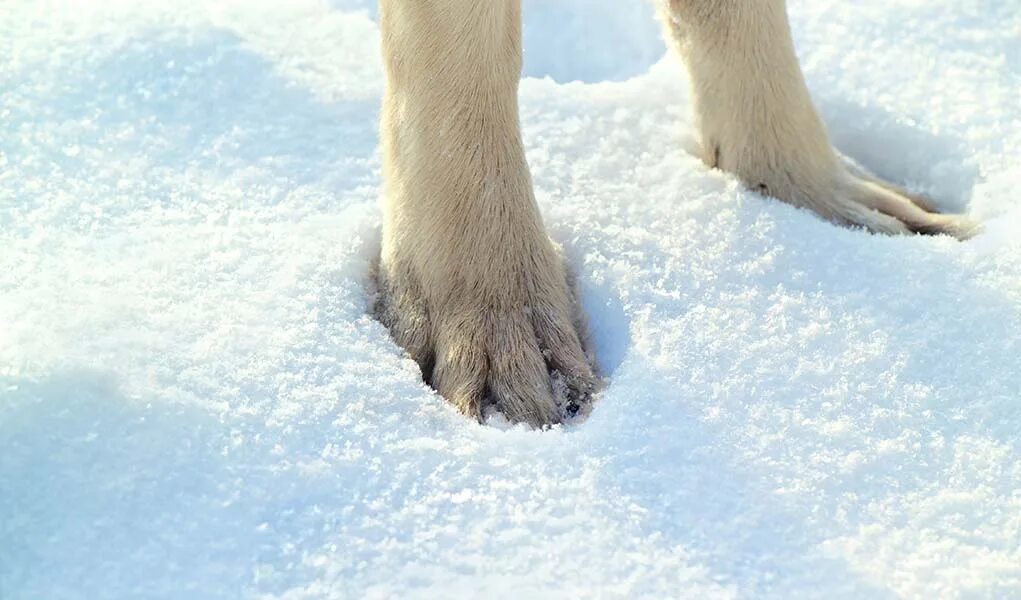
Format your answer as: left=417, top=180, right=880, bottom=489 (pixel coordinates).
left=841, top=175, right=982, bottom=240
left=375, top=255, right=596, bottom=428
left=734, top=158, right=980, bottom=240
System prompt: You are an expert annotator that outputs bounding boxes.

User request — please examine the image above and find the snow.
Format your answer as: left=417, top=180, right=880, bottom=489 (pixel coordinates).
left=2, top=0, right=1020, bottom=597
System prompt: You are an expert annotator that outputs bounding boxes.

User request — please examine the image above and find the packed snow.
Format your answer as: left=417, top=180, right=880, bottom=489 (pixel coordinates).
left=2, top=0, right=1020, bottom=597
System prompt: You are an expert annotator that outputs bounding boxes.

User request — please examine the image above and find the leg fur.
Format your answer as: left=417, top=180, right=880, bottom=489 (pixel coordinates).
left=377, top=0, right=595, bottom=426
left=658, top=0, right=980, bottom=239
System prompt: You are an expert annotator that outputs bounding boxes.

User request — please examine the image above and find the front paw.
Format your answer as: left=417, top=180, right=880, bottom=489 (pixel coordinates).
left=843, top=170, right=982, bottom=240
left=719, top=150, right=980, bottom=240
left=814, top=173, right=981, bottom=240
left=375, top=260, right=596, bottom=427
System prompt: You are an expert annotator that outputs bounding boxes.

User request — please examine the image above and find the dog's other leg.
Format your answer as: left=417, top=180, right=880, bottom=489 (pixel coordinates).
left=657, top=0, right=980, bottom=239
left=376, top=0, right=596, bottom=426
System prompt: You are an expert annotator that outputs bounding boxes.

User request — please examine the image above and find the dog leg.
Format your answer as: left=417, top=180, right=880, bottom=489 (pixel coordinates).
left=658, top=0, right=979, bottom=238
left=376, top=0, right=595, bottom=426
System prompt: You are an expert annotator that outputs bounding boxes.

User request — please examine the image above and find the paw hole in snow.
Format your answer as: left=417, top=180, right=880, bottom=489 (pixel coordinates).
left=521, top=0, right=664, bottom=83
left=576, top=274, right=629, bottom=381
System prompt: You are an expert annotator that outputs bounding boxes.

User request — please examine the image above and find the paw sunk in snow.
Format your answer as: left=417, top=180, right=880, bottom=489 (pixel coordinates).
left=374, top=251, right=598, bottom=428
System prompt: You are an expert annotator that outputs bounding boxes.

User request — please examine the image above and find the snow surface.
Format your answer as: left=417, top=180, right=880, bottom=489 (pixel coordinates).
left=3, top=0, right=1021, bottom=597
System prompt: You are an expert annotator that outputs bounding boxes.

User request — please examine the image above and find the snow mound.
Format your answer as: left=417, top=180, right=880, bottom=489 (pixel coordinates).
left=2, top=0, right=1020, bottom=597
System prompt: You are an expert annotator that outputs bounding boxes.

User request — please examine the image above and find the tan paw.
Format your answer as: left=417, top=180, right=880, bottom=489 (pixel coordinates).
left=845, top=176, right=982, bottom=240
left=735, top=161, right=980, bottom=240
left=375, top=259, right=597, bottom=428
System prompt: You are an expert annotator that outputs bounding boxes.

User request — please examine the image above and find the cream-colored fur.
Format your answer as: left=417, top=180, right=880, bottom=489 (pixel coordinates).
left=659, top=0, right=979, bottom=237
left=377, top=0, right=978, bottom=426
left=377, top=0, right=595, bottom=426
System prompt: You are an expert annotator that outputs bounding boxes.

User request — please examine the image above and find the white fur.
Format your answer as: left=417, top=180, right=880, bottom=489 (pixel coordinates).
left=377, top=0, right=594, bottom=426
left=377, top=0, right=979, bottom=426
left=658, top=0, right=979, bottom=237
